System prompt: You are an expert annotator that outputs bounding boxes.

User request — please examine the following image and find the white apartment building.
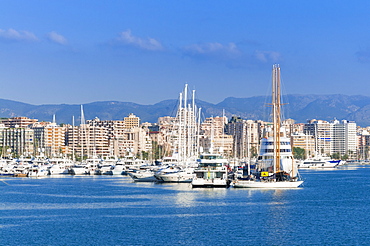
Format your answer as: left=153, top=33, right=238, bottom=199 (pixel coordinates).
left=304, top=119, right=332, bottom=155
left=304, top=119, right=357, bottom=157
left=2, top=127, right=34, bottom=157
left=331, top=120, right=357, bottom=158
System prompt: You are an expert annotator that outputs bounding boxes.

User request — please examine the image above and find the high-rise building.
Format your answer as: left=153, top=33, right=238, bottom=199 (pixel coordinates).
left=2, top=127, right=34, bottom=157
left=124, top=113, right=140, bottom=129
left=65, top=117, right=151, bottom=159
left=225, top=116, right=261, bottom=159
left=304, top=119, right=332, bottom=155
left=331, top=120, right=357, bottom=158
left=291, top=132, right=315, bottom=158
left=304, top=119, right=357, bottom=157
left=31, top=122, right=67, bottom=157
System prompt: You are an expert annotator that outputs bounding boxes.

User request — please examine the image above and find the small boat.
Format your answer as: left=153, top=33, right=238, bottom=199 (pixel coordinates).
left=13, top=165, right=29, bottom=177
left=116, top=155, right=147, bottom=175
left=47, top=158, right=74, bottom=175
left=127, top=169, right=157, bottom=182
left=83, top=157, right=102, bottom=175
left=112, top=161, right=125, bottom=175
left=69, top=164, right=88, bottom=175
left=155, top=167, right=194, bottom=183
left=98, top=164, right=114, bottom=175
left=27, top=165, right=49, bottom=177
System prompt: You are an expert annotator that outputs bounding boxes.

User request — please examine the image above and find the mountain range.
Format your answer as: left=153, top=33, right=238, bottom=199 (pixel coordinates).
left=1, top=94, right=370, bottom=126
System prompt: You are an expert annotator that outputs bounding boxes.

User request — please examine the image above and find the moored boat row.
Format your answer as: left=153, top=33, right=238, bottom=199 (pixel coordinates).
left=0, top=156, right=153, bottom=177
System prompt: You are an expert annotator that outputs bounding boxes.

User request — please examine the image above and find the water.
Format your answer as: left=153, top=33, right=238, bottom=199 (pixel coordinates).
left=1, top=164, right=370, bottom=246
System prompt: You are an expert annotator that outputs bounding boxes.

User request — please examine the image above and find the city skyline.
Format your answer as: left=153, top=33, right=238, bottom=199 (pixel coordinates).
left=1, top=1, right=370, bottom=105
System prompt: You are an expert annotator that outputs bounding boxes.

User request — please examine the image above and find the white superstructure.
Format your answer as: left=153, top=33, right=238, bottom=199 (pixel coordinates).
left=191, top=153, right=230, bottom=188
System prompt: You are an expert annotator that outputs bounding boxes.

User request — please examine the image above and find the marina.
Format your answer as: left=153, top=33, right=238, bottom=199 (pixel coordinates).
left=1, top=163, right=370, bottom=245
left=2, top=1, right=370, bottom=245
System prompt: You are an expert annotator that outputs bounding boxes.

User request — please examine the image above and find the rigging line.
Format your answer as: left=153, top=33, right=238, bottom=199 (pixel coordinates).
left=171, top=96, right=180, bottom=118
left=1, top=179, right=10, bottom=185
left=263, top=70, right=273, bottom=123
left=279, top=72, right=290, bottom=121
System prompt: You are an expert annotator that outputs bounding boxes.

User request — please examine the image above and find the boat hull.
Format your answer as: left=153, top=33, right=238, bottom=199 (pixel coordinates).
left=155, top=172, right=193, bottom=183
left=127, top=171, right=157, bottom=182
left=191, top=178, right=230, bottom=188
left=233, top=180, right=304, bottom=188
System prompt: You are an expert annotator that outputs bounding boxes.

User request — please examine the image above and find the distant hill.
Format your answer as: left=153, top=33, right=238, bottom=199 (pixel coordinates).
left=1, top=94, right=370, bottom=126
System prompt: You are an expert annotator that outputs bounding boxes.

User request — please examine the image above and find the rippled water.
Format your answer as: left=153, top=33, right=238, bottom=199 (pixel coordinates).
left=1, top=164, right=370, bottom=245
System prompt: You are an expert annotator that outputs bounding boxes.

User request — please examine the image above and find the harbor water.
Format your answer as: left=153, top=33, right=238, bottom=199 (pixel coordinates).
left=1, top=164, right=370, bottom=245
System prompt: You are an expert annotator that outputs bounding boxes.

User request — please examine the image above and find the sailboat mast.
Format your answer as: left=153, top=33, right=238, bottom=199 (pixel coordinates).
left=272, top=64, right=281, bottom=172
left=178, top=92, right=183, bottom=162
left=72, top=116, right=75, bottom=161
left=192, top=89, right=196, bottom=158
left=184, top=84, right=188, bottom=161
left=80, top=105, right=85, bottom=161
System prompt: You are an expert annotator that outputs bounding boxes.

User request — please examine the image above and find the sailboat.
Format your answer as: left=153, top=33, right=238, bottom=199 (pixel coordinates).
left=233, top=64, right=304, bottom=188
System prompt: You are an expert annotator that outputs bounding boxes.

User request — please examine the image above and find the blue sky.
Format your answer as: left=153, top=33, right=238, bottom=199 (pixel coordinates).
left=0, top=1, right=370, bottom=105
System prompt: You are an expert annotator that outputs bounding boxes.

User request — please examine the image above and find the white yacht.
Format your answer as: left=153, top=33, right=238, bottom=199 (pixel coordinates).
left=127, top=169, right=157, bottom=182
left=155, top=167, right=194, bottom=183
left=116, top=155, right=147, bottom=175
left=98, top=164, right=114, bottom=175
left=27, top=165, right=49, bottom=177
left=191, top=153, right=230, bottom=188
left=298, top=155, right=341, bottom=168
left=112, top=161, right=125, bottom=175
left=83, top=157, right=102, bottom=175
left=47, top=158, right=74, bottom=175
left=70, top=164, right=88, bottom=175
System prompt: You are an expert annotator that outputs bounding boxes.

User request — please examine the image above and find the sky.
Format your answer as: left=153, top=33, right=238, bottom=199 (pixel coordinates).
left=0, top=1, right=370, bottom=106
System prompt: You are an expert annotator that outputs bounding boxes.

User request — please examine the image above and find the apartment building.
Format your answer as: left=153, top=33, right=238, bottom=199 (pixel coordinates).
left=124, top=113, right=140, bottom=129
left=291, top=132, right=315, bottom=158
left=225, top=116, right=261, bottom=159
left=2, top=127, right=34, bottom=157
left=66, top=116, right=151, bottom=159
left=331, top=120, right=357, bottom=158
left=31, top=122, right=67, bottom=157
left=304, top=119, right=332, bottom=155
left=1, top=117, right=38, bottom=128
left=201, top=116, right=227, bottom=137
left=303, top=119, right=357, bottom=157
left=357, top=129, right=370, bottom=160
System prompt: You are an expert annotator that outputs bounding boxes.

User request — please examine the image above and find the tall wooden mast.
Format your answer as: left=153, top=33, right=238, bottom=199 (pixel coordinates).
left=272, top=64, right=281, bottom=173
